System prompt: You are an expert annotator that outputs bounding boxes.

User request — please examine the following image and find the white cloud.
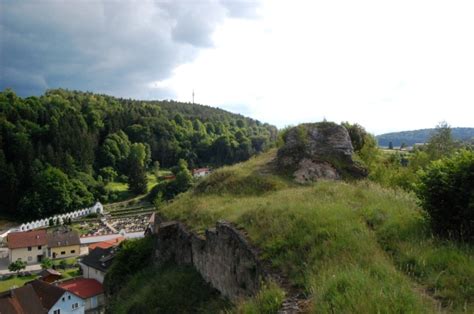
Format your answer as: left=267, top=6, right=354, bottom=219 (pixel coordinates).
left=154, top=0, right=474, bottom=134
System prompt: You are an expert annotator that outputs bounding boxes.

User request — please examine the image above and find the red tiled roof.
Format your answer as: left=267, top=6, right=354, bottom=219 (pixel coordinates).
left=7, top=230, right=47, bottom=249
left=0, top=284, right=47, bottom=314
left=88, top=236, right=125, bottom=250
left=59, top=278, right=103, bottom=299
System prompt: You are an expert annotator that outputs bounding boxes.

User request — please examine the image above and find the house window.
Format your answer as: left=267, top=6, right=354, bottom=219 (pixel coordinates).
left=68, top=295, right=71, bottom=300
left=53, top=310, right=60, bottom=314
left=61, top=251, right=66, bottom=255
left=70, top=250, right=75, bottom=254
left=27, top=256, right=32, bottom=261
left=72, top=303, right=79, bottom=309
left=62, top=297, right=65, bottom=301
left=38, top=245, right=42, bottom=250
left=27, top=246, right=32, bottom=251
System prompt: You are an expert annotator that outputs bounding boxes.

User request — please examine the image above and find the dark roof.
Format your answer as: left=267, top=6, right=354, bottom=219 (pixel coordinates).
left=79, top=246, right=117, bottom=272
left=39, top=268, right=61, bottom=277
left=29, top=280, right=66, bottom=310
left=59, top=278, right=104, bottom=299
left=7, top=230, right=47, bottom=249
left=0, top=284, right=47, bottom=314
left=47, top=228, right=80, bottom=248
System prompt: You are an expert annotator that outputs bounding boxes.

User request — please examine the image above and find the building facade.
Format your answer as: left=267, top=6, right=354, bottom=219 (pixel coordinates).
left=7, top=229, right=48, bottom=264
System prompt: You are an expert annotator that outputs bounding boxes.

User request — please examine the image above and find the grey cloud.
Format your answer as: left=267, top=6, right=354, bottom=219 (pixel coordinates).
left=0, top=0, right=260, bottom=98
left=221, top=0, right=261, bottom=18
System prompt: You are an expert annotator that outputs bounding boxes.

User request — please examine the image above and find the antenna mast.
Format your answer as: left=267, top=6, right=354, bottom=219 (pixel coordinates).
left=192, top=89, right=195, bottom=104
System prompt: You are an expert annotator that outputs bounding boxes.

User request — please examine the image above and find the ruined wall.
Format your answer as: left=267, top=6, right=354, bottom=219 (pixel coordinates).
left=154, top=220, right=264, bottom=301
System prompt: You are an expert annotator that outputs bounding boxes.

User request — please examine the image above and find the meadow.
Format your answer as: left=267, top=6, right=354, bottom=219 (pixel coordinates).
left=158, top=150, right=473, bottom=313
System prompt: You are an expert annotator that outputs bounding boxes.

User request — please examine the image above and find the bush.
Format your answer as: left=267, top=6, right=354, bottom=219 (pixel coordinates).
left=416, top=150, right=474, bottom=241
left=108, top=265, right=231, bottom=313
left=104, top=237, right=154, bottom=295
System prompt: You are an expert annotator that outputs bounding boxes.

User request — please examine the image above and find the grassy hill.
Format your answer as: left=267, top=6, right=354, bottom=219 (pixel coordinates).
left=376, top=127, right=474, bottom=147
left=155, top=149, right=473, bottom=313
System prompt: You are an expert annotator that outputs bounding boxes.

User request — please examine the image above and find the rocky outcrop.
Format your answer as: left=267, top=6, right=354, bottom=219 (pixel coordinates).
left=154, top=220, right=264, bottom=301
left=277, top=122, right=367, bottom=183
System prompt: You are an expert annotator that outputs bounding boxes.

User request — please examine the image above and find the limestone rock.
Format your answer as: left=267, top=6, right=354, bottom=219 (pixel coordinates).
left=277, top=122, right=367, bottom=182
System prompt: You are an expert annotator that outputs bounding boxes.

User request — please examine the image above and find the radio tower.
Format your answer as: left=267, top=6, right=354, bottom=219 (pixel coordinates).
left=192, top=89, right=195, bottom=104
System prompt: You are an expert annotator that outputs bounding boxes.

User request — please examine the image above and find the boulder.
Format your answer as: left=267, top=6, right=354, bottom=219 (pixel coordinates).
left=277, top=122, right=367, bottom=183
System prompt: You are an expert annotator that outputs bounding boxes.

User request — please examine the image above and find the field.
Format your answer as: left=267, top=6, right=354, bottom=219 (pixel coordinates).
left=158, top=149, right=474, bottom=313
left=0, top=266, right=79, bottom=292
left=104, top=170, right=169, bottom=203
left=0, top=274, right=38, bottom=292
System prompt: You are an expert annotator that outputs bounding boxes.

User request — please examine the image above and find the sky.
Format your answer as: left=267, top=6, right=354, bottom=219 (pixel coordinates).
left=1, top=0, right=473, bottom=134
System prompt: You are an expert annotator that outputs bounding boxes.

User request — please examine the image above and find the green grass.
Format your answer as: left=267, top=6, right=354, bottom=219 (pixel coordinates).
left=105, top=181, right=128, bottom=192
left=108, top=265, right=231, bottom=313
left=147, top=173, right=158, bottom=191
left=105, top=171, right=165, bottom=204
left=0, top=275, right=38, bottom=292
left=59, top=267, right=81, bottom=279
left=237, top=281, right=286, bottom=313
left=159, top=150, right=473, bottom=313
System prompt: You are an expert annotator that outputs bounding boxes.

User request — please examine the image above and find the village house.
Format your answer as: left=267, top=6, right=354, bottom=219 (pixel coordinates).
left=0, top=284, right=46, bottom=314
left=0, top=279, right=86, bottom=313
left=7, top=229, right=48, bottom=264
left=87, top=236, right=124, bottom=250
left=59, top=278, right=104, bottom=313
left=47, top=228, right=81, bottom=259
left=79, top=247, right=117, bottom=283
left=192, top=167, right=211, bottom=178
left=30, top=279, right=85, bottom=314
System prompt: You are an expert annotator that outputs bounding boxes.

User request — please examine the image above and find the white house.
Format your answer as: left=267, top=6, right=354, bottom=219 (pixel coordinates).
left=79, top=246, right=116, bottom=283
left=59, top=278, right=105, bottom=313
left=30, top=279, right=86, bottom=314
left=192, top=168, right=211, bottom=178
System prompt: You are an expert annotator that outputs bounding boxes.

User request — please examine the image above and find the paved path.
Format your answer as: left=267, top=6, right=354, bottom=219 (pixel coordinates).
left=79, top=231, right=144, bottom=245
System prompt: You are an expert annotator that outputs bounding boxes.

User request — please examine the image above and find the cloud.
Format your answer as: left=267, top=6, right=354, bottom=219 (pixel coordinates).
left=157, top=0, right=474, bottom=134
left=0, top=0, right=260, bottom=98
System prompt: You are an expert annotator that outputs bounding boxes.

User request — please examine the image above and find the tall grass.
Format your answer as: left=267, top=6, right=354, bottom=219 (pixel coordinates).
left=160, top=150, right=474, bottom=312
left=108, top=265, right=231, bottom=313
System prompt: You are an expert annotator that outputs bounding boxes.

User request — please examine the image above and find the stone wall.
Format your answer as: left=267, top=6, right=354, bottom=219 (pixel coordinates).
left=154, top=220, right=264, bottom=301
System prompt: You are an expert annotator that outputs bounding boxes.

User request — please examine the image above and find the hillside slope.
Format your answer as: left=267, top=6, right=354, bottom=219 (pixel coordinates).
left=376, top=127, right=474, bottom=147
left=0, top=89, right=277, bottom=219
left=157, top=149, right=473, bottom=313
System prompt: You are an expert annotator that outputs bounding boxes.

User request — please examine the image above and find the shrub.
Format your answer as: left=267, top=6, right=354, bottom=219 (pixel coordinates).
left=416, top=150, right=474, bottom=241
left=8, top=260, right=27, bottom=274
left=108, top=265, right=231, bottom=313
left=104, top=237, right=154, bottom=295
left=237, top=282, right=285, bottom=314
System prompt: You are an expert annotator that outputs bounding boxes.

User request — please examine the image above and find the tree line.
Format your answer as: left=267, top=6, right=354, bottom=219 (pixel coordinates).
left=344, top=121, right=473, bottom=242
left=0, top=89, right=277, bottom=220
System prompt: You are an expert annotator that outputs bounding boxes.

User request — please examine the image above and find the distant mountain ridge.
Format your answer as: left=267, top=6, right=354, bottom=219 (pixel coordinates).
left=376, top=127, right=474, bottom=147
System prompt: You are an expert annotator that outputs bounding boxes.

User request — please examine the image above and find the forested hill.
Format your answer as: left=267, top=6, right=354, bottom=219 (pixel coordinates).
left=376, top=127, right=474, bottom=147
left=0, top=89, right=277, bottom=220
